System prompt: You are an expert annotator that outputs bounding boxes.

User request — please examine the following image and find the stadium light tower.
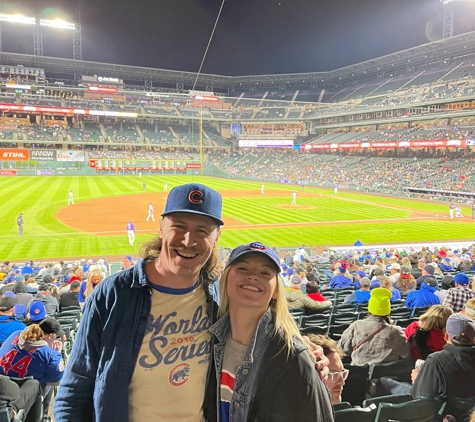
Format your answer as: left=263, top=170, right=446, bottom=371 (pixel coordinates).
left=0, top=5, right=82, bottom=59
left=440, top=0, right=473, bottom=39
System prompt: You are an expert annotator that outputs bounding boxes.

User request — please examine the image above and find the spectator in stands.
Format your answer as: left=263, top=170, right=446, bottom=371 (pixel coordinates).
left=439, top=257, right=455, bottom=272
left=404, top=305, right=453, bottom=360
left=435, top=275, right=455, bottom=303
left=344, top=276, right=371, bottom=304
left=20, top=261, right=33, bottom=276
left=284, top=251, right=294, bottom=266
left=393, top=265, right=416, bottom=295
left=306, top=281, right=327, bottom=302
left=0, top=374, right=41, bottom=420
left=0, top=295, right=26, bottom=343
left=24, top=301, right=46, bottom=326
left=405, top=278, right=440, bottom=309
left=0, top=318, right=63, bottom=419
left=369, top=267, right=385, bottom=289
left=415, top=265, right=436, bottom=289
left=305, top=264, right=320, bottom=283
left=463, top=298, right=475, bottom=318
left=329, top=264, right=352, bottom=289
left=381, top=276, right=401, bottom=303
left=60, top=281, right=80, bottom=310
left=457, top=255, right=473, bottom=273
left=443, top=273, right=475, bottom=313
left=282, top=267, right=294, bottom=287
left=352, top=270, right=367, bottom=288
left=205, top=243, right=333, bottom=422
left=78, top=268, right=104, bottom=309
left=285, top=276, right=332, bottom=311
left=25, top=277, right=38, bottom=294
left=411, top=314, right=475, bottom=421
left=12, top=283, right=33, bottom=307
left=308, top=334, right=346, bottom=405
left=388, top=263, right=401, bottom=283
left=338, top=288, right=410, bottom=366
left=27, top=284, right=59, bottom=316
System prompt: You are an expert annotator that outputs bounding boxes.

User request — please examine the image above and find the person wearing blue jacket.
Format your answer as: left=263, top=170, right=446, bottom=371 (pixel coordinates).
left=329, top=266, right=353, bottom=289
left=344, top=277, right=371, bottom=304
left=439, top=257, right=454, bottom=272
left=405, top=278, right=440, bottom=308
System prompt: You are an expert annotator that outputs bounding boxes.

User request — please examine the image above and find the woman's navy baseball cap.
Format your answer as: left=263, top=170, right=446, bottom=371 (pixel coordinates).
left=161, top=183, right=224, bottom=226
left=225, top=242, right=281, bottom=272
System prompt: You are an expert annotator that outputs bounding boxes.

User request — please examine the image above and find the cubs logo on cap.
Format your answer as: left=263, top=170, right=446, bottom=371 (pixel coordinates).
left=162, top=183, right=224, bottom=225
left=226, top=242, right=281, bottom=272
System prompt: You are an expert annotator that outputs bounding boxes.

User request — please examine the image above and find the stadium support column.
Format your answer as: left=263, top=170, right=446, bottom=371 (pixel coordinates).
left=73, top=25, right=82, bottom=60
left=33, top=25, right=43, bottom=56
left=443, top=6, right=454, bottom=39
left=200, top=104, right=203, bottom=176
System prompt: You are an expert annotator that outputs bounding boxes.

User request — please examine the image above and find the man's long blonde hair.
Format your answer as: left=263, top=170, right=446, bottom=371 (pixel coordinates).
left=218, top=260, right=313, bottom=359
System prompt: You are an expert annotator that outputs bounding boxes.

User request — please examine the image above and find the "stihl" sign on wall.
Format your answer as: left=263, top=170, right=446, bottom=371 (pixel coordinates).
left=0, top=149, right=29, bottom=161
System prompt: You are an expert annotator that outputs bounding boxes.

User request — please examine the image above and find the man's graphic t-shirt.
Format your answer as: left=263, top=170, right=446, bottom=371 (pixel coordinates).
left=219, top=337, right=247, bottom=422
left=129, top=281, right=212, bottom=422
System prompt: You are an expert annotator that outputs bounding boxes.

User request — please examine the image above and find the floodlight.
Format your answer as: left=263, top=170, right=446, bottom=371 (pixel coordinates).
left=0, top=13, right=36, bottom=25
left=40, top=18, right=75, bottom=30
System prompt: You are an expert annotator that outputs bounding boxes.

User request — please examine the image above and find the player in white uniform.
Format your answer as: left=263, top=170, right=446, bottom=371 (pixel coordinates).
left=449, top=203, right=455, bottom=219
left=334, top=185, right=338, bottom=194
left=163, top=182, right=168, bottom=192
left=261, top=184, right=265, bottom=194
left=126, top=220, right=136, bottom=246
left=291, top=191, right=297, bottom=205
left=68, top=190, right=74, bottom=205
left=146, top=202, right=156, bottom=221
left=455, top=207, right=464, bottom=218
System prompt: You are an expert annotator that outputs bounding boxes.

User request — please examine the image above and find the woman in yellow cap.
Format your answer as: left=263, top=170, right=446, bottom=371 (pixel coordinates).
left=338, top=288, right=411, bottom=366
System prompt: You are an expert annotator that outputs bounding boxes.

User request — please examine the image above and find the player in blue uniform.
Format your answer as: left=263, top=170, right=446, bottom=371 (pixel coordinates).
left=0, top=318, right=63, bottom=418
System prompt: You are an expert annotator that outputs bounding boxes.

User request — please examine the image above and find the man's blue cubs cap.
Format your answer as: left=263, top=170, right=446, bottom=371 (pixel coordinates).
left=162, top=183, right=224, bottom=225
left=225, top=242, right=281, bottom=272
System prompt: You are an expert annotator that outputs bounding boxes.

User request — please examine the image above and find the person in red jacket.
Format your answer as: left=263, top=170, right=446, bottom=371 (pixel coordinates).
left=404, top=304, right=453, bottom=360
left=306, top=281, right=327, bottom=302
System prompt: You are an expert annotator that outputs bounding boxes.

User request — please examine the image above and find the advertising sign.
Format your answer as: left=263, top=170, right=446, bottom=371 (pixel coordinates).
left=0, top=149, right=29, bottom=161
left=0, top=169, right=17, bottom=175
left=35, top=170, right=54, bottom=176
left=186, top=163, right=201, bottom=169
left=30, top=150, right=56, bottom=161
left=56, top=151, right=85, bottom=162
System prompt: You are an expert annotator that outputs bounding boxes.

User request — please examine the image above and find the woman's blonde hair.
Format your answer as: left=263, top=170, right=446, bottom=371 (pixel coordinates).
left=418, top=305, right=453, bottom=331
left=20, top=324, right=45, bottom=342
left=85, top=268, right=104, bottom=299
left=218, top=259, right=313, bottom=359
left=75, top=268, right=85, bottom=280
left=464, top=298, right=475, bottom=318
left=380, top=276, right=393, bottom=292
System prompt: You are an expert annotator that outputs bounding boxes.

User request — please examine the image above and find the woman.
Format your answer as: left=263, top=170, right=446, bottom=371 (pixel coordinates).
left=338, top=288, right=410, bottom=366
left=463, top=297, right=475, bottom=318
left=25, top=277, right=38, bottom=294
left=380, top=277, right=401, bottom=303
left=393, top=265, right=416, bottom=295
left=404, top=305, right=453, bottom=360
left=0, top=318, right=63, bottom=419
left=78, top=268, right=104, bottom=308
left=306, top=280, right=328, bottom=302
left=205, top=242, right=333, bottom=422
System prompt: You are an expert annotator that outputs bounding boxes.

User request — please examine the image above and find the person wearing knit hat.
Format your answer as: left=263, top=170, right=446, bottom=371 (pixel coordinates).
left=393, top=265, right=417, bottom=296
left=443, top=272, right=475, bottom=313
left=411, top=314, right=475, bottom=420
left=338, top=288, right=410, bottom=366
left=415, top=265, right=439, bottom=290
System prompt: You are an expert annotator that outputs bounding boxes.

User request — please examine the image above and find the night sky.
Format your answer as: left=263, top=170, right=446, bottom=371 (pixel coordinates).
left=5, top=0, right=475, bottom=76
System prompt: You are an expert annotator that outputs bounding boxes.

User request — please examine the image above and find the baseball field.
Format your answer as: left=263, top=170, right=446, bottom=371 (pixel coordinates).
left=1, top=175, right=474, bottom=261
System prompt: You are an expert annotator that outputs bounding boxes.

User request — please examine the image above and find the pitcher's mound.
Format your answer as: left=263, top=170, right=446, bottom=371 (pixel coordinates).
left=276, top=204, right=316, bottom=210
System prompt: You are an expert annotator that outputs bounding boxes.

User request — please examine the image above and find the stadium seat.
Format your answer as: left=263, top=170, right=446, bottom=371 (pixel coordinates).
left=356, top=304, right=369, bottom=313
left=411, top=306, right=431, bottom=317
left=333, top=402, right=352, bottom=411
left=300, top=325, right=329, bottom=336
left=362, top=393, right=413, bottom=408
left=395, top=317, right=419, bottom=328
left=335, top=404, right=377, bottom=422
left=391, top=300, right=405, bottom=308
left=328, top=323, right=351, bottom=341
left=301, top=314, right=330, bottom=327
left=306, top=307, right=332, bottom=316
left=368, top=360, right=414, bottom=384
left=333, top=304, right=357, bottom=314
left=330, top=312, right=358, bottom=325
left=341, top=364, right=370, bottom=407
left=0, top=407, right=25, bottom=422
left=390, top=308, right=412, bottom=321
left=374, top=399, right=443, bottom=422
left=288, top=307, right=305, bottom=316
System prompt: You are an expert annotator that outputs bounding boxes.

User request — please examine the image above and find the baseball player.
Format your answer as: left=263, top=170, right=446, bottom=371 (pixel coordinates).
left=142, top=182, right=146, bottom=191
left=163, top=182, right=168, bottom=192
left=17, top=213, right=24, bottom=236
left=126, top=220, right=136, bottom=246
left=68, top=190, right=74, bottom=205
left=291, top=191, right=297, bottom=205
left=449, top=203, right=455, bottom=219
left=472, top=202, right=475, bottom=219
left=261, top=184, right=265, bottom=194
left=334, top=185, right=338, bottom=194
left=146, top=202, right=155, bottom=221
left=455, top=206, right=464, bottom=218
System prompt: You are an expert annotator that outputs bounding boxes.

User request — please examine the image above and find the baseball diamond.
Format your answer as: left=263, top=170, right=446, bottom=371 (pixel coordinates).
left=0, top=175, right=473, bottom=261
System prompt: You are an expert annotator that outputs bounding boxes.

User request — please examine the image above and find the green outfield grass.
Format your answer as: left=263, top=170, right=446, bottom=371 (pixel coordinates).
left=1, top=175, right=473, bottom=260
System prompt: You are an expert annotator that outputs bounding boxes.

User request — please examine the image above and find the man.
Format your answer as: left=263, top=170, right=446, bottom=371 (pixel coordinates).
left=55, top=183, right=330, bottom=422
left=146, top=201, right=155, bottom=221
left=16, top=213, right=24, bottom=237
left=329, top=264, right=352, bottom=289
left=472, top=201, right=475, bottom=219
left=388, top=263, right=401, bottom=283
left=415, top=264, right=436, bottom=289
left=0, top=374, right=41, bottom=420
left=260, top=184, right=265, bottom=194
left=163, top=182, right=168, bottom=192
left=344, top=277, right=371, bottom=304
left=21, top=261, right=33, bottom=276
left=449, top=203, right=455, bottom=219
left=411, top=314, right=475, bottom=420
left=68, top=190, right=74, bottom=205
left=59, top=281, right=80, bottom=310
left=405, top=278, right=440, bottom=309
left=126, top=220, right=136, bottom=247
left=443, top=273, right=475, bottom=313
left=0, top=295, right=26, bottom=342
left=291, top=191, right=297, bottom=205
left=142, top=181, right=146, bottom=191
left=285, top=275, right=332, bottom=311
left=27, top=284, right=59, bottom=316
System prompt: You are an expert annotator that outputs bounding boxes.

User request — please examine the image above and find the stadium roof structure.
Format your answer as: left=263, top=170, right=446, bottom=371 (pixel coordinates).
left=2, top=30, right=475, bottom=91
